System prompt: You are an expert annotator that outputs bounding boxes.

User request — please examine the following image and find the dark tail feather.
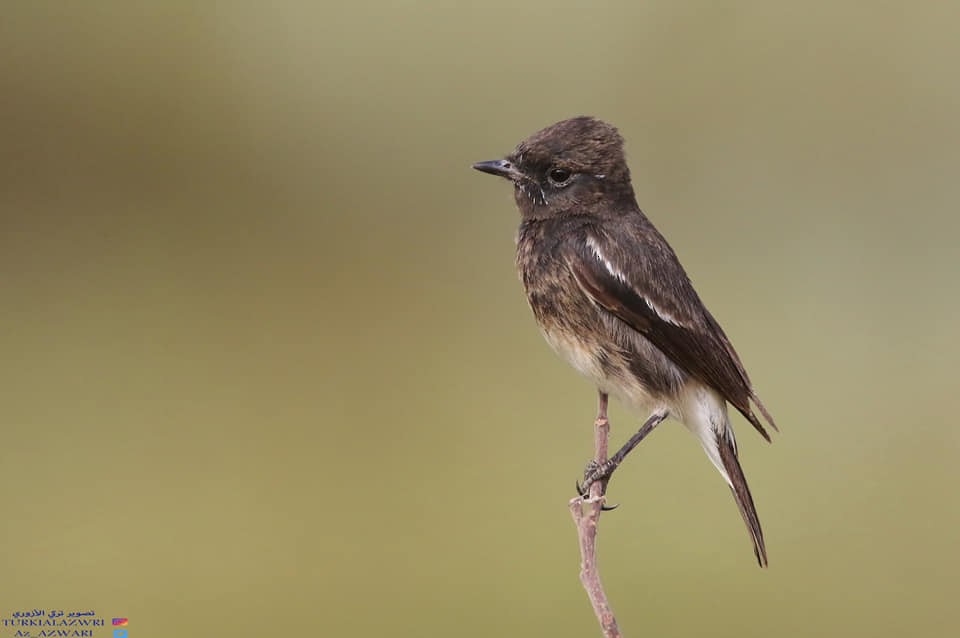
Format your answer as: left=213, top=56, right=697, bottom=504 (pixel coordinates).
left=751, top=392, right=779, bottom=433
left=718, top=434, right=768, bottom=567
left=742, top=410, right=772, bottom=442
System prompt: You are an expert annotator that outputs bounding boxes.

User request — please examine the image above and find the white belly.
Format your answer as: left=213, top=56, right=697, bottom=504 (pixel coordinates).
left=540, top=326, right=661, bottom=415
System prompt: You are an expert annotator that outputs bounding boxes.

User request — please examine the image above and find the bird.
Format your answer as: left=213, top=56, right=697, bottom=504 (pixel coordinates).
left=472, top=116, right=777, bottom=567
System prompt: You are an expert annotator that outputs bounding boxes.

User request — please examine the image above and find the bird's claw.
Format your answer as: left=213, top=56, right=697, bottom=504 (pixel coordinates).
left=576, top=459, right=616, bottom=500
left=574, top=477, right=620, bottom=511
left=576, top=462, right=598, bottom=497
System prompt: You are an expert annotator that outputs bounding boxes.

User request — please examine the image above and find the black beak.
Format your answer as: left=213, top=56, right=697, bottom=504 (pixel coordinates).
left=472, top=159, right=521, bottom=181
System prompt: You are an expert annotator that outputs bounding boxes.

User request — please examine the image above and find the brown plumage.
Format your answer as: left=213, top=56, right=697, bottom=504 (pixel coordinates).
left=474, top=116, right=777, bottom=566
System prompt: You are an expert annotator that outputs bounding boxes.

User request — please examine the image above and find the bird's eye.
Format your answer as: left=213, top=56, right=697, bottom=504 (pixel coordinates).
left=547, top=168, right=572, bottom=186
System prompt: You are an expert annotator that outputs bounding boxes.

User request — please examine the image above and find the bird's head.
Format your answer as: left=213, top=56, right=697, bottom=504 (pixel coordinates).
left=473, top=116, right=635, bottom=219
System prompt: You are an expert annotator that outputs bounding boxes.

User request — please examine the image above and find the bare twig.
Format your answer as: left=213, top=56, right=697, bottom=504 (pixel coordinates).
left=569, top=395, right=622, bottom=638
left=570, top=399, right=666, bottom=637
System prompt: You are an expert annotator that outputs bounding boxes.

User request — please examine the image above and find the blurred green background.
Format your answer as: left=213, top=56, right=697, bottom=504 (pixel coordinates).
left=2, top=1, right=958, bottom=636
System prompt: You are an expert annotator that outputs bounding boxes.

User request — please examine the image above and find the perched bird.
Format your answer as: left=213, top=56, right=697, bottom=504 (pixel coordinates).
left=473, top=117, right=777, bottom=567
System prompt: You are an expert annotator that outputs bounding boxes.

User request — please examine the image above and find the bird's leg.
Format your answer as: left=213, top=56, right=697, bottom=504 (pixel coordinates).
left=578, top=407, right=669, bottom=498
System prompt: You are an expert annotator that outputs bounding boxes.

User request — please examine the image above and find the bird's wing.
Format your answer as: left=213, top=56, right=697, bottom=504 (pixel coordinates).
left=563, top=223, right=776, bottom=440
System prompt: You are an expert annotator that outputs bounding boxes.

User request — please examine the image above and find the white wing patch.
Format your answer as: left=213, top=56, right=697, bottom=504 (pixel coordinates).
left=585, top=235, right=683, bottom=327
left=643, top=298, right=682, bottom=326
left=586, top=235, right=628, bottom=282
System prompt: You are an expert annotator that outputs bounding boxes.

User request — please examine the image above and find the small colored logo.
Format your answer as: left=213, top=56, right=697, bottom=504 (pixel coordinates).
left=113, top=630, right=128, bottom=638
left=112, top=618, right=128, bottom=626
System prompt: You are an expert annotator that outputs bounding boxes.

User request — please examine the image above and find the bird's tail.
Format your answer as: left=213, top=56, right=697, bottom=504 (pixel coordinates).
left=716, top=430, right=768, bottom=567
left=682, top=386, right=768, bottom=567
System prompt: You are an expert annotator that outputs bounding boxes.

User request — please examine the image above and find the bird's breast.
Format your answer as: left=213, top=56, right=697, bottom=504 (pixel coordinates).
left=516, top=227, right=629, bottom=398
left=515, top=220, right=684, bottom=413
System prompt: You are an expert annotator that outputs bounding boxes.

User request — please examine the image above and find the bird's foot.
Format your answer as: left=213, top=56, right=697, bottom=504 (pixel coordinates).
left=575, top=460, right=620, bottom=510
